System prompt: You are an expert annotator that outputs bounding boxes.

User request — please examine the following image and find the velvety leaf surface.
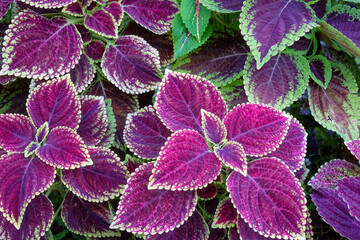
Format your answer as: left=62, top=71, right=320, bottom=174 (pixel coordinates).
left=70, top=54, right=95, bottom=93
left=124, top=105, right=172, bottom=159
left=244, top=53, right=309, bottom=110
left=110, top=162, right=197, bottom=235
left=309, top=55, right=332, bottom=89
left=85, top=9, right=118, bottom=38
left=143, top=210, right=209, bottom=240
left=149, top=129, right=221, bottom=190
left=199, top=0, right=243, bottom=13
left=121, top=0, right=179, bottom=34
left=345, top=139, right=360, bottom=161
left=237, top=216, right=272, bottom=240
left=214, top=141, right=247, bottom=175
left=104, top=2, right=123, bottom=25
left=337, top=176, right=360, bottom=222
left=0, top=114, right=36, bottom=152
left=27, top=75, right=81, bottom=130
left=61, top=192, right=121, bottom=238
left=201, top=109, right=227, bottom=145
left=0, top=194, right=53, bottom=240
left=240, top=0, right=317, bottom=69
left=84, top=40, right=106, bottom=62
left=264, top=118, right=307, bottom=172
left=311, top=187, right=360, bottom=240
left=17, top=0, right=77, bottom=8
left=174, top=36, right=249, bottom=87
left=212, top=198, right=237, bottom=229
left=0, top=154, right=55, bottom=229
left=36, top=126, right=92, bottom=169
left=101, top=35, right=162, bottom=94
left=0, top=0, right=12, bottom=19
left=62, top=147, right=129, bottom=202
left=227, top=157, right=307, bottom=239
left=1, top=10, right=82, bottom=79
left=63, top=1, right=83, bottom=16
left=224, top=103, right=291, bottom=156
left=197, top=183, right=217, bottom=200
left=156, top=70, right=227, bottom=134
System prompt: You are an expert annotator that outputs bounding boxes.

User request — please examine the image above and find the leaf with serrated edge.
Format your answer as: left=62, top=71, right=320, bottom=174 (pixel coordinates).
left=201, top=109, right=227, bottom=145
left=224, top=103, right=291, bottom=156
left=215, top=141, right=247, bottom=175
left=62, top=147, right=129, bottom=202
left=104, top=2, right=123, bottom=26
left=36, top=122, right=49, bottom=144
left=61, top=192, right=121, bottom=238
left=124, top=105, right=172, bottom=159
left=309, top=55, right=332, bottom=89
left=212, top=198, right=237, bottom=229
left=237, top=216, right=272, bottom=239
left=149, top=129, right=221, bottom=191
left=84, top=40, right=106, bottom=62
left=84, top=9, right=118, bottom=38
left=337, top=176, right=360, bottom=223
left=0, top=194, right=53, bottom=240
left=110, top=162, right=197, bottom=235
left=240, top=0, right=317, bottom=69
left=101, top=35, right=162, bottom=94
left=70, top=54, right=96, bottom=93
left=27, top=75, right=81, bottom=130
left=24, top=142, right=39, bottom=158
left=0, top=153, right=55, bottom=229
left=17, top=0, right=77, bottom=8
left=156, top=70, right=227, bottom=135
left=227, top=157, right=307, bottom=239
left=345, top=139, right=360, bottom=162
left=36, top=126, right=92, bottom=169
left=200, top=0, right=243, bottom=13
left=1, top=10, right=82, bottom=79
left=0, top=114, right=36, bottom=152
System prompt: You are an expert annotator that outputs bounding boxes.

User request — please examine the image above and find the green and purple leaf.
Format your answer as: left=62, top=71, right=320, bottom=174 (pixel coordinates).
left=70, top=54, right=96, bottom=93
left=214, top=141, right=247, bottom=175
left=197, top=183, right=217, bottom=200
left=0, top=0, right=12, bottom=19
left=201, top=109, right=227, bottom=145
left=104, top=2, right=123, bottom=26
left=63, top=1, right=84, bottom=16
left=240, top=0, right=317, bottom=69
left=27, top=75, right=81, bottom=130
left=0, top=153, right=55, bottom=229
left=101, top=35, right=162, bottom=94
left=24, top=142, right=39, bottom=157
left=156, top=70, right=227, bottom=134
left=0, top=114, right=36, bottom=152
left=224, top=103, right=291, bottom=156
left=337, top=176, right=360, bottom=222
left=36, top=122, right=49, bottom=144
left=219, top=79, right=249, bottom=109
left=85, top=9, right=118, bottom=38
left=227, top=157, right=307, bottom=239
left=199, top=0, right=243, bottom=13
left=345, top=139, right=360, bottom=161
left=36, top=126, right=92, bottom=169
left=212, top=198, right=237, bottom=229
left=17, top=0, right=77, bottom=8
left=149, top=129, right=221, bottom=191
left=124, top=105, right=172, bottom=159
left=1, top=10, right=82, bottom=79
left=110, top=162, right=197, bottom=235
left=309, top=55, right=332, bottom=89
left=84, top=40, right=106, bottom=62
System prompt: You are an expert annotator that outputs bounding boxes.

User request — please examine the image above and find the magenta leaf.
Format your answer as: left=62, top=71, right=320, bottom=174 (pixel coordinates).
left=224, top=103, right=291, bottom=156
left=70, top=54, right=96, bottom=93
left=240, top=0, right=317, bottom=69
left=61, top=192, right=121, bottom=238
left=85, top=9, right=118, bottom=38
left=63, top=1, right=84, bottom=16
left=17, top=0, right=77, bottom=8
left=143, top=210, right=209, bottom=240
left=0, top=153, right=55, bottom=229
left=62, top=147, right=129, bottom=202
left=244, top=53, right=309, bottom=110
left=0, top=0, right=12, bottom=19
left=337, top=176, right=360, bottom=222
left=1, top=10, right=82, bottom=79
left=237, top=216, right=272, bottom=240
left=212, top=198, right=237, bottom=229
left=214, top=141, right=247, bottom=175
left=197, top=183, right=217, bottom=200
left=27, top=75, right=81, bottom=130
left=345, top=139, right=360, bottom=161
left=36, top=126, right=92, bottom=169
left=201, top=109, right=227, bottom=145
left=124, top=105, right=172, bottom=159
left=24, top=142, right=39, bottom=157
left=156, top=70, right=227, bottom=134
left=0, top=114, right=36, bottom=152
left=264, top=117, right=307, bottom=172
left=104, top=2, right=123, bottom=26
left=199, top=0, right=243, bottom=13
left=0, top=194, right=53, bottom=240
left=149, top=129, right=221, bottom=191
left=295, top=164, right=310, bottom=183
left=36, top=122, right=49, bottom=144
left=84, top=40, right=106, bottom=62
left=101, top=35, right=162, bottom=94
left=121, top=0, right=179, bottom=34
left=110, top=162, right=197, bottom=235
left=227, top=157, right=307, bottom=239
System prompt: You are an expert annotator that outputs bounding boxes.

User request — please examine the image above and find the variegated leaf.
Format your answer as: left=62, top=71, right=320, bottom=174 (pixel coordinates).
left=214, top=141, right=247, bottom=175
left=70, top=54, right=96, bottom=93
left=85, top=9, right=118, bottom=38
left=345, top=139, right=360, bottom=162
left=212, top=198, right=237, bottom=229
left=17, top=0, right=77, bottom=8
left=104, top=1, right=123, bottom=26
left=199, top=0, right=243, bottom=13
left=338, top=176, right=360, bottom=223
left=201, top=109, right=227, bottom=145
left=84, top=40, right=106, bottom=62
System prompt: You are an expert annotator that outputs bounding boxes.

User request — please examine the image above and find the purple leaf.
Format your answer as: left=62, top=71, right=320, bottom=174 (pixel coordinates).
left=294, top=164, right=310, bottom=183
left=0, top=75, right=16, bottom=85
left=345, top=139, right=360, bottom=162
left=197, top=183, right=217, bottom=200
left=228, top=227, right=240, bottom=240
left=201, top=109, right=227, bottom=145
left=149, top=129, right=221, bottom=190
left=76, top=24, right=92, bottom=44
left=156, top=70, right=227, bottom=134
left=17, top=0, right=77, bottom=8
left=227, top=157, right=307, bottom=239
left=63, top=1, right=84, bottom=16
left=104, top=2, right=123, bottom=26
left=0, top=194, right=53, bottom=240
left=70, top=54, right=96, bottom=93
left=237, top=216, right=272, bottom=240
left=212, top=198, right=237, bottom=229
left=309, top=55, right=332, bottom=89
left=36, top=122, right=49, bottom=144
left=27, top=75, right=81, bottom=130
left=124, top=105, right=172, bottom=159
left=110, top=162, right=197, bottom=235
left=61, top=192, right=121, bottom=238
left=84, top=40, right=106, bottom=62
left=199, top=0, right=243, bottom=13
left=121, top=0, right=179, bottom=34
left=24, top=141, right=39, bottom=157
left=101, top=35, right=162, bottom=94
left=208, top=221, right=226, bottom=240
left=0, top=0, right=12, bottom=19
left=240, top=0, right=317, bottom=69
left=36, top=126, right=92, bottom=169
left=0, top=114, right=36, bottom=152
left=310, top=0, right=327, bottom=19
left=311, top=187, right=360, bottom=240
left=224, top=103, right=291, bottom=156
left=337, top=176, right=360, bottom=222
left=85, top=9, right=118, bottom=38
left=215, top=141, right=247, bottom=175
left=219, top=79, right=249, bottom=109
left=0, top=154, right=55, bottom=229
left=244, top=53, right=309, bottom=110
left=1, top=10, right=82, bottom=79
left=62, top=146, right=129, bottom=202
left=264, top=117, right=307, bottom=172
